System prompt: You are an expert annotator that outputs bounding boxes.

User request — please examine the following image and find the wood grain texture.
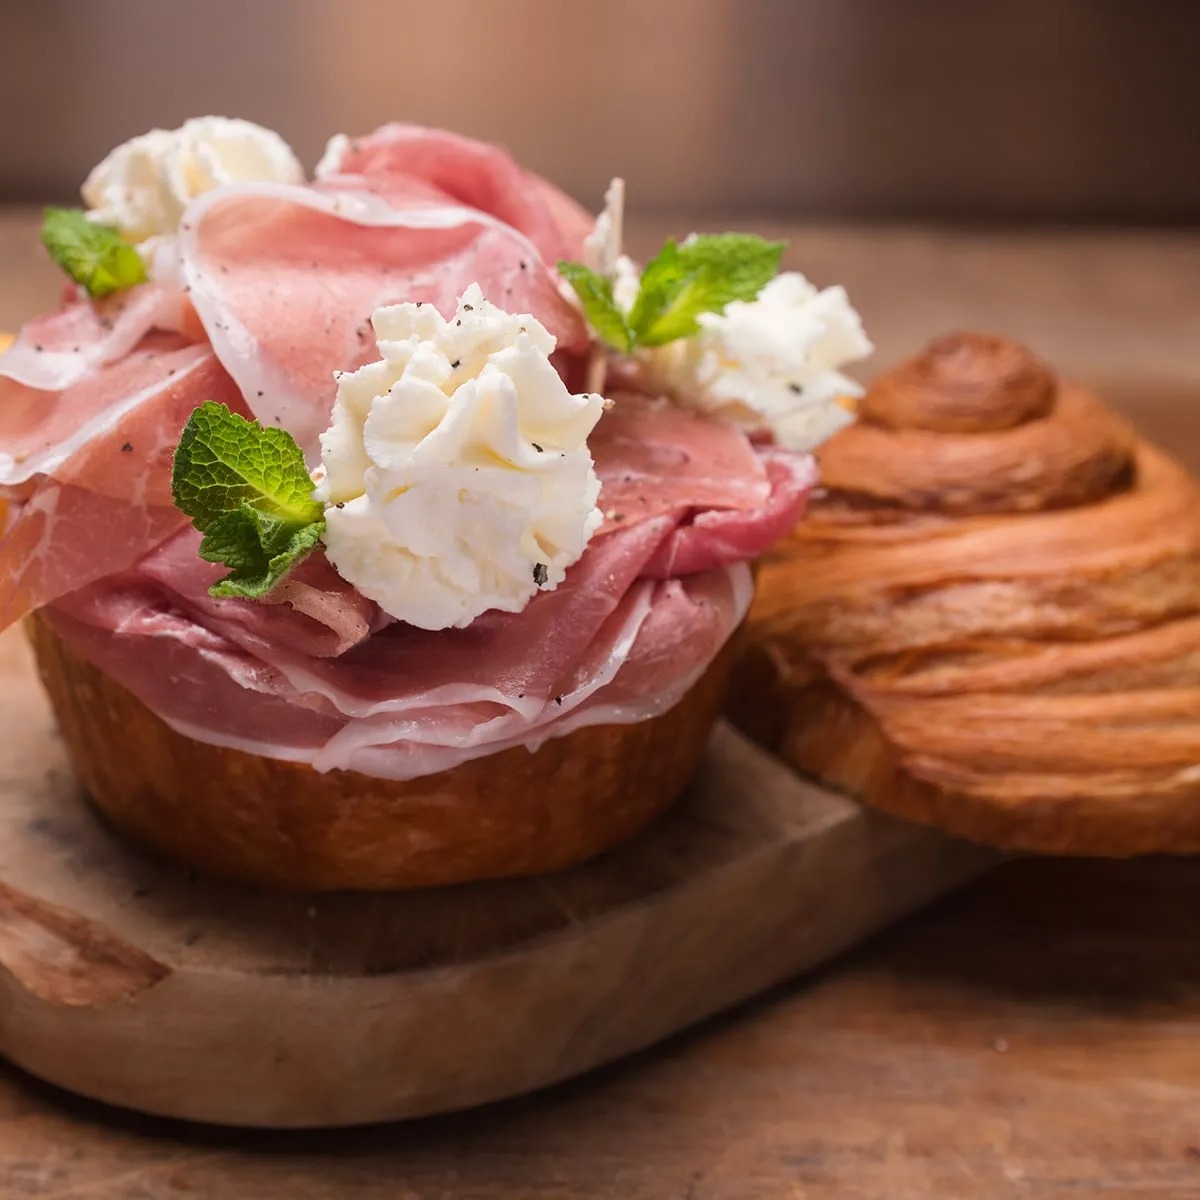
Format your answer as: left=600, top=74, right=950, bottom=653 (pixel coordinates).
left=2, top=212, right=1200, bottom=1192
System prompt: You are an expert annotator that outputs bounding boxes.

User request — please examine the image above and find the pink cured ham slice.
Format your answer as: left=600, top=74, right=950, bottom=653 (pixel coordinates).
left=326, top=567, right=751, bottom=781
left=120, top=398, right=815, bottom=674
left=592, top=394, right=774, bottom=525
left=315, top=124, right=593, bottom=266
left=0, top=283, right=199, bottom=396
left=176, top=181, right=589, bottom=457
left=533, top=565, right=754, bottom=744
left=33, top=384, right=814, bottom=777
left=136, top=528, right=380, bottom=660
left=45, top=551, right=750, bottom=781
left=639, top=451, right=817, bottom=579
left=0, top=340, right=245, bottom=629
left=43, top=593, right=344, bottom=758
left=592, top=397, right=817, bottom=574
left=133, top=515, right=678, bottom=719
left=0, top=334, right=208, bottom=489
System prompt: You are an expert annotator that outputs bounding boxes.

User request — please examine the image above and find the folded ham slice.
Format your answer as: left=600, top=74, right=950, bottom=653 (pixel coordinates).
left=0, top=283, right=197, bottom=396
left=40, top=395, right=812, bottom=779
left=176, top=181, right=588, bottom=457
left=1, top=120, right=819, bottom=782
left=45, top=549, right=753, bottom=781
left=0, top=339, right=246, bottom=628
left=316, top=123, right=594, bottom=265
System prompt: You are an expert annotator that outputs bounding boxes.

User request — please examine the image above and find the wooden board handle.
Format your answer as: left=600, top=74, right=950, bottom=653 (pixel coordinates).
left=0, top=882, right=169, bottom=1007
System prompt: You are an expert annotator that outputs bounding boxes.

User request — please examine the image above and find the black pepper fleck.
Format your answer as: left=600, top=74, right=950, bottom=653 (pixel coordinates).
left=120, top=442, right=133, bottom=453
left=554, top=694, right=563, bottom=706
left=532, top=442, right=543, bottom=453
left=450, top=359, right=461, bottom=369
left=533, top=562, right=549, bottom=587
left=463, top=303, right=474, bottom=311
left=788, top=382, right=804, bottom=395
left=335, top=501, right=345, bottom=509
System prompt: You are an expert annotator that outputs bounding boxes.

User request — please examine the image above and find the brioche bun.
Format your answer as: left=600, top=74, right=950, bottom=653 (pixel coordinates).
left=28, top=612, right=731, bottom=890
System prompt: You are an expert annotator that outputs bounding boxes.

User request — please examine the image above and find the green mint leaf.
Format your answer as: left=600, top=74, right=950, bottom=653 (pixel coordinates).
left=625, top=238, right=685, bottom=344
left=205, top=516, right=325, bottom=600
left=557, top=261, right=634, bottom=352
left=171, top=401, right=325, bottom=599
left=630, top=233, right=785, bottom=347
left=41, top=207, right=147, bottom=299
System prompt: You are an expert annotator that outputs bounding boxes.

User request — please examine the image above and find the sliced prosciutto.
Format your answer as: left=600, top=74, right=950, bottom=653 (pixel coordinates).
left=0, top=282, right=199, bottom=396
left=316, top=124, right=594, bottom=265
left=176, top=182, right=588, bottom=457
left=40, top=395, right=809, bottom=779
left=0, top=340, right=246, bottom=628
left=0, top=118, right=820, bottom=782
left=46, top=549, right=752, bottom=781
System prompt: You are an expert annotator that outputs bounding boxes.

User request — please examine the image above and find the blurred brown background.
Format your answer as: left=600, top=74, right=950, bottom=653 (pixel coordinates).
left=2, top=0, right=1199, bottom=222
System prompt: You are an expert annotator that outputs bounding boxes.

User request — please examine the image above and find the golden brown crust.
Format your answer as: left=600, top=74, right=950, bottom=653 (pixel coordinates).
left=733, top=332, right=1200, bottom=856
left=28, top=613, right=730, bottom=890
left=860, top=331, right=1057, bottom=433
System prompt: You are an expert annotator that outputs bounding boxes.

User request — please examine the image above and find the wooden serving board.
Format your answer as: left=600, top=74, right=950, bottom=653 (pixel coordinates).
left=0, top=628, right=991, bottom=1128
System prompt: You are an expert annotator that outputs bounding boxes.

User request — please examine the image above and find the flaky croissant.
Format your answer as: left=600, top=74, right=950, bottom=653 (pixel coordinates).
left=731, top=332, right=1200, bottom=855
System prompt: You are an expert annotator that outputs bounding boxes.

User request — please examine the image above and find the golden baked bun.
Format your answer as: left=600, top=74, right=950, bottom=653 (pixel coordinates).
left=29, top=613, right=730, bottom=890
left=731, top=332, right=1200, bottom=855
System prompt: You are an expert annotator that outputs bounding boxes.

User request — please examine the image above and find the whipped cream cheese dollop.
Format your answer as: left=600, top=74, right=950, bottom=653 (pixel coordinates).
left=82, top=117, right=304, bottom=243
left=316, top=284, right=605, bottom=631
left=637, top=271, right=873, bottom=452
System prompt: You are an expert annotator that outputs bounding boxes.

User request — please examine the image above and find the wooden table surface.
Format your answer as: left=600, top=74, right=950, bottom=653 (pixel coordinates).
left=3, top=210, right=1200, bottom=1198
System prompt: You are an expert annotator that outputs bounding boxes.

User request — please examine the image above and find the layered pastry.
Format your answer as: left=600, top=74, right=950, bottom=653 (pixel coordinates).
left=732, top=332, right=1200, bottom=855
left=0, top=118, right=870, bottom=888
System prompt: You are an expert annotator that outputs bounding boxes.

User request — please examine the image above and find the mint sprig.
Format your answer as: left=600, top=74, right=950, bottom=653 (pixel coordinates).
left=41, top=207, right=147, bottom=299
left=557, top=261, right=633, bottom=352
left=171, top=402, right=325, bottom=599
left=559, top=232, right=784, bottom=353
